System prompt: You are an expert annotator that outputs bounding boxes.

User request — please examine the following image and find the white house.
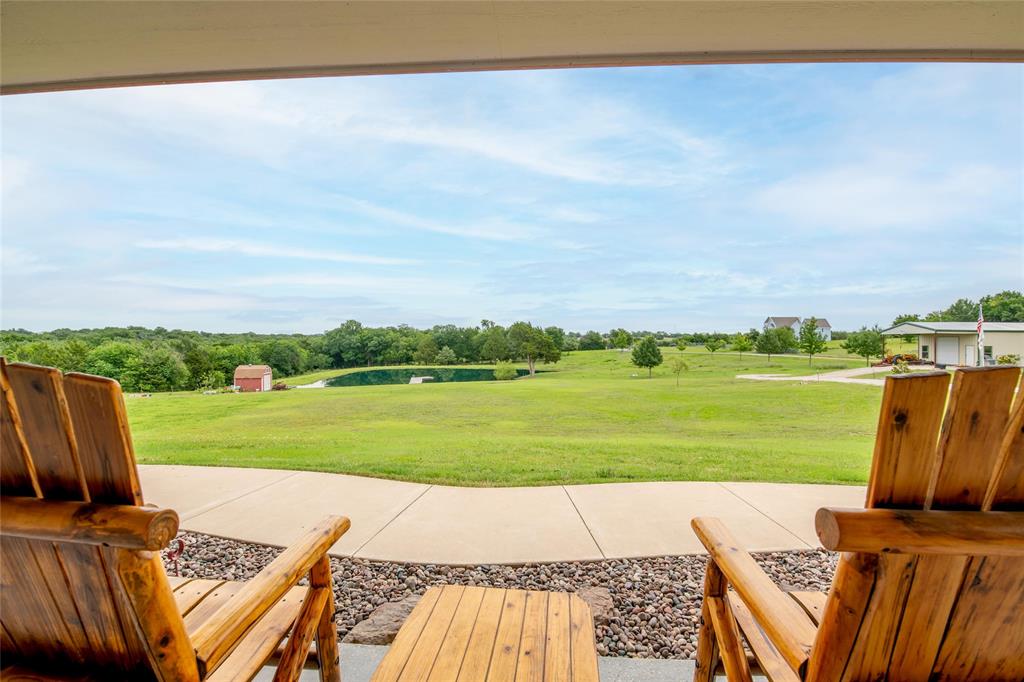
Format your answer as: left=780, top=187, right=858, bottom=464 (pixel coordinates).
left=764, top=316, right=832, bottom=341
left=882, top=321, right=1024, bottom=366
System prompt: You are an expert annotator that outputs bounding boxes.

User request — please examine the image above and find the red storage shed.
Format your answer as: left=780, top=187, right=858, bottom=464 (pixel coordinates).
left=234, top=364, right=272, bottom=392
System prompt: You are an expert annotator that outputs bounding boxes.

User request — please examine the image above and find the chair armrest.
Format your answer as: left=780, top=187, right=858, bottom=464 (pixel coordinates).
left=190, top=515, right=350, bottom=676
left=691, top=517, right=817, bottom=676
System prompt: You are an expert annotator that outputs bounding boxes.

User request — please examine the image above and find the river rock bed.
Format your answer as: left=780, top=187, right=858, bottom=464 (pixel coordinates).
left=162, top=531, right=836, bottom=659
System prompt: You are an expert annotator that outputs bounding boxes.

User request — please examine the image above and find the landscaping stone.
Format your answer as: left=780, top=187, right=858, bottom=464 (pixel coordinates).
left=577, top=586, right=615, bottom=625
left=342, top=595, right=421, bottom=644
left=163, top=531, right=837, bottom=660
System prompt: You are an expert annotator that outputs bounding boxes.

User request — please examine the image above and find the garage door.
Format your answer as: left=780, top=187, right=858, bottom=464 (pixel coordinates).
left=937, top=336, right=959, bottom=365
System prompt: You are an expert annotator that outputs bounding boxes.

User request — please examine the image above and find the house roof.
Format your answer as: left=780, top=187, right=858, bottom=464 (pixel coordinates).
left=813, top=318, right=831, bottom=328
left=882, top=321, right=1024, bottom=335
left=234, top=364, right=272, bottom=379
left=766, top=316, right=800, bottom=327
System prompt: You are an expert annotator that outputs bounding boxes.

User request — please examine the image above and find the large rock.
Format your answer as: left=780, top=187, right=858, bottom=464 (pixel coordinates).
left=342, top=594, right=421, bottom=645
left=576, top=586, right=614, bottom=625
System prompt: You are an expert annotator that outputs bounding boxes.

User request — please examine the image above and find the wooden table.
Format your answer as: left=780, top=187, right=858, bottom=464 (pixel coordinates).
left=370, top=585, right=600, bottom=681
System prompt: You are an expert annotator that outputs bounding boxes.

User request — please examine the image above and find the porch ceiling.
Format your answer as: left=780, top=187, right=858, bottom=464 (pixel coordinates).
left=2, top=1, right=1022, bottom=95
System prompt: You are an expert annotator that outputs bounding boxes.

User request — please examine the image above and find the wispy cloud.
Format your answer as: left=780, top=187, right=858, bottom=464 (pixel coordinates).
left=136, top=238, right=416, bottom=266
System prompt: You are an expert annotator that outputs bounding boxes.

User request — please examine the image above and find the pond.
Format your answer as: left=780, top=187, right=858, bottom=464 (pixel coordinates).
left=324, top=367, right=532, bottom=387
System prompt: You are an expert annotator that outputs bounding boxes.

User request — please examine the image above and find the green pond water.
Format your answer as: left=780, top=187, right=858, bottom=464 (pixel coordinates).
left=325, top=367, right=531, bottom=387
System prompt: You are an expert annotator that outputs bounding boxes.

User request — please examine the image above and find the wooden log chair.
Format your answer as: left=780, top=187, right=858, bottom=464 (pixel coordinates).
left=0, top=359, right=350, bottom=681
left=691, top=366, right=1024, bottom=681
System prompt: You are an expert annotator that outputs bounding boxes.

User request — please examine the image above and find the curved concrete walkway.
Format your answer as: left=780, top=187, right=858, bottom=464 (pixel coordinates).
left=736, top=364, right=934, bottom=386
left=140, top=465, right=866, bottom=566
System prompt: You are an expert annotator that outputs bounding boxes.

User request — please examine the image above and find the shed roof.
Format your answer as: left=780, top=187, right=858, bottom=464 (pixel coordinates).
left=234, top=364, right=272, bottom=379
left=882, top=321, right=1024, bottom=335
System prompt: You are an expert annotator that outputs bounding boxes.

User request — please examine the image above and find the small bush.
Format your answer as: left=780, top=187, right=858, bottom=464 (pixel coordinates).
left=271, top=382, right=289, bottom=391
left=997, top=354, right=1021, bottom=365
left=435, top=346, right=458, bottom=365
left=493, top=361, right=518, bottom=381
left=891, top=359, right=911, bottom=374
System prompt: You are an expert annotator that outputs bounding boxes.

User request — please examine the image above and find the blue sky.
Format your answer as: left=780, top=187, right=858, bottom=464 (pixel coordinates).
left=1, top=63, right=1021, bottom=333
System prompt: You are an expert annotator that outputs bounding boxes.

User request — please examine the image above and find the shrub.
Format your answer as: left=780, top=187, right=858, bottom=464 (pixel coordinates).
left=435, top=346, right=457, bottom=365
left=891, top=359, right=911, bottom=374
left=493, top=361, right=518, bottom=381
left=271, top=382, right=289, bottom=391
left=997, top=354, right=1021, bottom=365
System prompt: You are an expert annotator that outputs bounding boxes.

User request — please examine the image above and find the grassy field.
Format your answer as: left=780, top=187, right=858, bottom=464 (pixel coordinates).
left=128, top=349, right=882, bottom=487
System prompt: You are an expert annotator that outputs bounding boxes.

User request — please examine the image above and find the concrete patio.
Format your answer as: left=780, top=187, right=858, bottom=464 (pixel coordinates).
left=141, top=465, right=865, bottom=565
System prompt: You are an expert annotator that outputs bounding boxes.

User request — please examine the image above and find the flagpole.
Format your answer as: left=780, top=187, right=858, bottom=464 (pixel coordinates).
left=977, top=302, right=984, bottom=367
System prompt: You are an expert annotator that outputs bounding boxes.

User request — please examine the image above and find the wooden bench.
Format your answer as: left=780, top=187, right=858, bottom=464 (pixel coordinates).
left=370, top=586, right=600, bottom=681
left=692, top=366, right=1024, bottom=681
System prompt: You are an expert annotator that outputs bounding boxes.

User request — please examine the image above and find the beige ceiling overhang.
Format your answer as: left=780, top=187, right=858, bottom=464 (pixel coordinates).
left=2, top=1, right=1023, bottom=95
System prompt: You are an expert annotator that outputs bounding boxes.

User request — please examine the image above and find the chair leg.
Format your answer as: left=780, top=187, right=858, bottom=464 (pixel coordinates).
left=695, top=561, right=724, bottom=681
left=312, top=555, right=341, bottom=682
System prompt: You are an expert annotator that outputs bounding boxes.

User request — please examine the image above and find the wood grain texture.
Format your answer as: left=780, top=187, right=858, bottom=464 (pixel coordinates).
left=1, top=497, right=179, bottom=551
left=514, top=591, right=549, bottom=682
left=707, top=596, right=753, bottom=682
left=730, top=596, right=800, bottom=682
left=815, top=507, right=1024, bottom=556
left=541, top=592, right=571, bottom=682
left=205, top=586, right=309, bottom=682
left=984, top=390, right=1024, bottom=511
left=691, top=517, right=815, bottom=675
left=455, top=588, right=505, bottom=682
left=567, top=595, right=598, bottom=682
left=425, top=585, right=487, bottom=682
left=372, top=587, right=444, bottom=682
left=397, top=585, right=465, bottom=682
left=274, top=587, right=330, bottom=682
left=693, top=561, right=723, bottom=682
left=62, top=373, right=143, bottom=505
left=785, top=592, right=826, bottom=627
left=3, top=363, right=89, bottom=501
left=191, top=515, right=350, bottom=675
left=311, top=555, right=341, bottom=682
left=487, top=589, right=528, bottom=680
left=0, top=358, right=41, bottom=497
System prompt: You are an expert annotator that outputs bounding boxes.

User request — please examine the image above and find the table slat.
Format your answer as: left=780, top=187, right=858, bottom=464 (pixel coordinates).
left=399, top=586, right=466, bottom=682
left=515, top=591, right=549, bottom=682
left=426, top=586, right=488, bottom=682
left=569, top=596, right=600, bottom=682
left=456, top=588, right=507, bottom=682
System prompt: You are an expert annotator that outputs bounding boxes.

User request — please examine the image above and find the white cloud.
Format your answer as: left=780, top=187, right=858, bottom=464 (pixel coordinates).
left=136, top=238, right=415, bottom=266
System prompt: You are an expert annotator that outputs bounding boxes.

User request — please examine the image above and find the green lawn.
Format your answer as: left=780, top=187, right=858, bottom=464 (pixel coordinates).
left=127, top=349, right=879, bottom=487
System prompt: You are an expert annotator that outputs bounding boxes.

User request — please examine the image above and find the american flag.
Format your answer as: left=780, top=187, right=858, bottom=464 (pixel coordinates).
left=977, top=303, right=984, bottom=334
left=977, top=303, right=984, bottom=366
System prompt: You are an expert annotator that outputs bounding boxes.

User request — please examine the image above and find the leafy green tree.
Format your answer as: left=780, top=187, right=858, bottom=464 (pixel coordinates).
left=578, top=331, right=605, bottom=350
left=669, top=357, right=689, bottom=387
left=121, top=346, right=188, bottom=392
left=435, top=345, right=457, bottom=365
left=480, top=326, right=510, bottom=362
left=746, top=328, right=761, bottom=342
left=84, top=341, right=142, bottom=383
left=493, top=361, right=518, bottom=381
left=756, top=327, right=796, bottom=360
left=630, top=335, right=663, bottom=378
left=704, top=338, right=726, bottom=353
left=891, top=313, right=921, bottom=342
left=842, top=327, right=885, bottom=366
left=413, top=335, right=439, bottom=364
left=675, top=338, right=688, bottom=352
left=323, top=320, right=366, bottom=367
left=926, top=298, right=978, bottom=322
left=261, top=339, right=305, bottom=377
left=198, top=370, right=226, bottom=390
left=731, top=334, right=753, bottom=357
left=980, top=290, right=1024, bottom=321
left=609, top=328, right=633, bottom=349
left=798, top=317, right=829, bottom=365
left=544, top=326, right=566, bottom=351
left=507, top=322, right=561, bottom=375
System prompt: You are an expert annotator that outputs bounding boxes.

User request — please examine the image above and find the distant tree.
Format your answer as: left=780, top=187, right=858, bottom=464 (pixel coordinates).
left=891, top=313, right=922, bottom=342
left=675, top=338, right=688, bottom=352
left=507, top=322, right=561, bottom=375
left=631, top=335, right=663, bottom=378
left=980, top=290, right=1024, bottom=321
left=731, top=334, right=753, bottom=357
left=746, top=328, right=761, bottom=342
left=493, top=361, right=518, bottom=381
left=544, top=326, right=566, bottom=351
left=926, top=298, right=978, bottom=322
left=435, top=345, right=457, bottom=365
left=261, top=339, right=305, bottom=377
left=480, top=319, right=495, bottom=329
left=84, top=341, right=142, bottom=384
left=198, top=369, right=226, bottom=390
left=413, top=335, right=439, bottom=364
left=842, top=327, right=885, bottom=366
left=756, top=327, right=796, bottom=361
left=480, top=326, right=510, bottom=362
left=121, top=346, right=188, bottom=392
left=578, top=330, right=605, bottom=351
left=669, top=357, right=689, bottom=387
left=704, top=338, right=726, bottom=353
left=609, top=328, right=633, bottom=349
left=798, top=317, right=829, bottom=365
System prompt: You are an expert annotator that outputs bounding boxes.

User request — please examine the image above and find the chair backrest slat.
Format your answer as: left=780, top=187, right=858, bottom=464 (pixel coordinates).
left=0, top=360, right=194, bottom=681
left=808, top=366, right=1024, bottom=681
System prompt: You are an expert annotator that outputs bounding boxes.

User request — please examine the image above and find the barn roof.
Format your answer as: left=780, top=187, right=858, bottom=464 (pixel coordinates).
left=882, top=321, right=1024, bottom=335
left=234, top=364, right=272, bottom=379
